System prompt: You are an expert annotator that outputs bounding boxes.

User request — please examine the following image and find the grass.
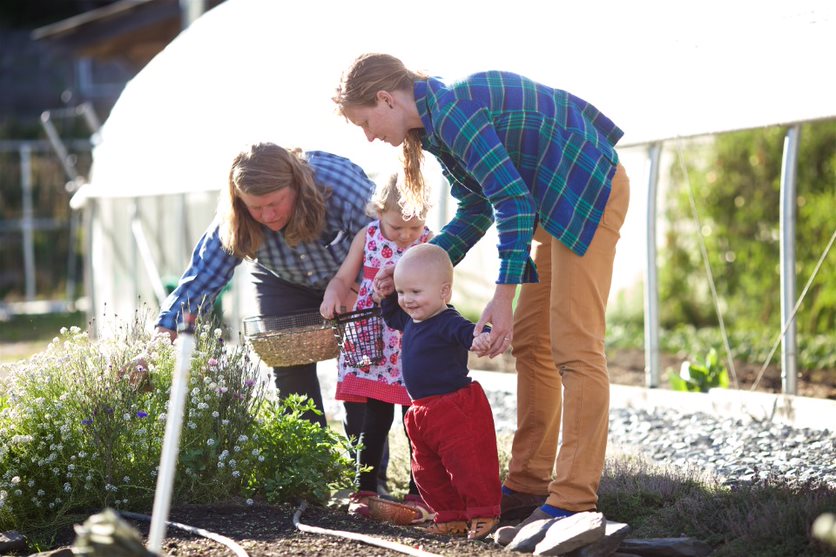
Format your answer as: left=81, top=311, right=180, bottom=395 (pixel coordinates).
left=0, top=311, right=86, bottom=363
left=0, top=311, right=86, bottom=342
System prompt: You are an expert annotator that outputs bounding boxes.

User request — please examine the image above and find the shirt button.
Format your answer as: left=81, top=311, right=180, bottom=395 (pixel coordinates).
left=307, top=271, right=313, bottom=276
left=299, top=254, right=306, bottom=259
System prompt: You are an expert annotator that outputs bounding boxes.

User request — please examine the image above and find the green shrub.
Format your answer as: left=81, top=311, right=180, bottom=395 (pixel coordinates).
left=0, top=313, right=358, bottom=544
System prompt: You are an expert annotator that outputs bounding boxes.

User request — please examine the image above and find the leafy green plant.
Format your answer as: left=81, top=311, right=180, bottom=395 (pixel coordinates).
left=0, top=311, right=359, bottom=545
left=668, top=348, right=730, bottom=392
left=252, top=394, right=359, bottom=504
left=660, top=122, right=836, bottom=337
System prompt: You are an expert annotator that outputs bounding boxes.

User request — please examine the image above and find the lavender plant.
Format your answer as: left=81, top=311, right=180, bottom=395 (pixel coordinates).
left=0, top=312, right=358, bottom=542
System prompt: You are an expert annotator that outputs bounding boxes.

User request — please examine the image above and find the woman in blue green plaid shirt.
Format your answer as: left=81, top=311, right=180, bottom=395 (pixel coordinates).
left=335, top=53, right=630, bottom=529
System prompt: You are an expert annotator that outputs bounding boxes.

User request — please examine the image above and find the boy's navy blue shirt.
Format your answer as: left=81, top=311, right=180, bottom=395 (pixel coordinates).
left=381, top=294, right=475, bottom=400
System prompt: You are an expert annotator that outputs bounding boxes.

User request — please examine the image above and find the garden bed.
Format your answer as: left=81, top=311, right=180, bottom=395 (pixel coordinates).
left=469, top=348, right=836, bottom=400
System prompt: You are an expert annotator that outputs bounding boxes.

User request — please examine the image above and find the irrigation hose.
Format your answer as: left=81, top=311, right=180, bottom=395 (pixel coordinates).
left=293, top=500, right=444, bottom=557
left=119, top=511, right=250, bottom=557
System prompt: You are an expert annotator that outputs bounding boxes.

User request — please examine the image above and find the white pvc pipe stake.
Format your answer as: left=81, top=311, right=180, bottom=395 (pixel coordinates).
left=147, top=327, right=195, bottom=554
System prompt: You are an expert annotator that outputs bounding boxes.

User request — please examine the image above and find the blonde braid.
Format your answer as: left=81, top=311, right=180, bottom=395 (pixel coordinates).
left=399, top=130, right=428, bottom=220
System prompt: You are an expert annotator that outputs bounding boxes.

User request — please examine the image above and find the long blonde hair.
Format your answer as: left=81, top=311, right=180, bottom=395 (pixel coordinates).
left=335, top=53, right=428, bottom=220
left=219, top=142, right=329, bottom=258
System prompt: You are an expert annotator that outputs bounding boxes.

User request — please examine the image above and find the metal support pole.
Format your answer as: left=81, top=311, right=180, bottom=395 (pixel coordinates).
left=84, top=202, right=97, bottom=336
left=176, top=194, right=189, bottom=268
left=180, top=0, right=206, bottom=29
left=130, top=204, right=169, bottom=305
left=643, top=143, right=662, bottom=388
left=78, top=101, right=102, bottom=133
left=20, top=144, right=36, bottom=301
left=40, top=112, right=81, bottom=182
left=779, top=125, right=800, bottom=395
left=130, top=200, right=140, bottom=303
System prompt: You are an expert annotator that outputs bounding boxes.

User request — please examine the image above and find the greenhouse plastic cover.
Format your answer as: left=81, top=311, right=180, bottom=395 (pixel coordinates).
left=77, top=0, right=836, bottom=201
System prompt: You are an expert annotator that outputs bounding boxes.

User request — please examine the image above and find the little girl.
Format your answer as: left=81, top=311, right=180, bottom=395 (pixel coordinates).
left=320, top=173, right=432, bottom=519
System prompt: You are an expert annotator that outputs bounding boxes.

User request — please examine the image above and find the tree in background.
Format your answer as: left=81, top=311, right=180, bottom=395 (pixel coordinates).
left=660, top=121, right=836, bottom=338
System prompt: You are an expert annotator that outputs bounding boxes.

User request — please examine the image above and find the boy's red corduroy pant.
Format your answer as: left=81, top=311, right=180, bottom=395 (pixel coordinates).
left=405, top=381, right=501, bottom=522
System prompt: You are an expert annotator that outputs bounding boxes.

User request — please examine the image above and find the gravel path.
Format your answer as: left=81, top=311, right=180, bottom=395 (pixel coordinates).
left=608, top=406, right=836, bottom=489
left=318, top=365, right=836, bottom=490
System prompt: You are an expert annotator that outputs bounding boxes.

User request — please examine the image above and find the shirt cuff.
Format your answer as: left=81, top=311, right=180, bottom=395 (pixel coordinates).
left=497, top=255, right=539, bottom=284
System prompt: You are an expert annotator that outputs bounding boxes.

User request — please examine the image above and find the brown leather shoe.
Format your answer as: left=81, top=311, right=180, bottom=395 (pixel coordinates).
left=500, top=490, right=547, bottom=520
left=494, top=507, right=553, bottom=545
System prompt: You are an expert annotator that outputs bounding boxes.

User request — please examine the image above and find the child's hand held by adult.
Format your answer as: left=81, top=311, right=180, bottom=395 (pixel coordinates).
left=373, top=265, right=396, bottom=298
left=471, top=332, right=492, bottom=357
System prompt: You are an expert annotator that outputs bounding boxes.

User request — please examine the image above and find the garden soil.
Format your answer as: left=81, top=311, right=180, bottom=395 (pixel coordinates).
left=93, top=502, right=515, bottom=557
left=471, top=348, right=836, bottom=400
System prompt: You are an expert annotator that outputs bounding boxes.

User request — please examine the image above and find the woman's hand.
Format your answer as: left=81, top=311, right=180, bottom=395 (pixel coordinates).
left=155, top=326, right=177, bottom=342
left=475, top=284, right=517, bottom=358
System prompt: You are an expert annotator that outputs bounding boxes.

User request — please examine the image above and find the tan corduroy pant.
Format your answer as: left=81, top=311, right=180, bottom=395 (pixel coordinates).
left=504, top=163, right=630, bottom=512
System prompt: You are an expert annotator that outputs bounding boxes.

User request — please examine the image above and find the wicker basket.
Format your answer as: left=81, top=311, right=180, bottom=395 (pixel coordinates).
left=367, top=496, right=421, bottom=525
left=333, top=307, right=385, bottom=368
left=242, top=312, right=339, bottom=368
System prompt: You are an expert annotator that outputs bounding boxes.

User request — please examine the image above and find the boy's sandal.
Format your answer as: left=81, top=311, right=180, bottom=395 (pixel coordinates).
left=402, top=494, right=435, bottom=524
left=421, top=520, right=468, bottom=537
left=468, top=517, right=499, bottom=540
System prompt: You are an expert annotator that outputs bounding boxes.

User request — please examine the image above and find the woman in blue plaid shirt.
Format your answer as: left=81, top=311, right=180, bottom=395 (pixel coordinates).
left=156, top=142, right=376, bottom=428
left=334, top=53, right=630, bottom=530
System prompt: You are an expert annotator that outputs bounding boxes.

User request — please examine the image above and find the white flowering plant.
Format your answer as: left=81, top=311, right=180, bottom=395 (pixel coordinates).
left=0, top=310, right=359, bottom=544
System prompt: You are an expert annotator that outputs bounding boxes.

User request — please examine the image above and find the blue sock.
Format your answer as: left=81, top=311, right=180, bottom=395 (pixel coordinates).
left=501, top=485, right=515, bottom=496
left=539, top=504, right=575, bottom=518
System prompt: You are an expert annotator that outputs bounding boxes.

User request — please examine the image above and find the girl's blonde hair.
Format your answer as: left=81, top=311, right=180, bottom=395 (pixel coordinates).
left=219, top=142, right=329, bottom=258
left=335, top=53, right=428, bottom=220
left=367, top=172, right=432, bottom=221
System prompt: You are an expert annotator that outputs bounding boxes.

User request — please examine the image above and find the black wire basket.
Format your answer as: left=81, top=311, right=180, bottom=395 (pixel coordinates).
left=333, top=307, right=386, bottom=368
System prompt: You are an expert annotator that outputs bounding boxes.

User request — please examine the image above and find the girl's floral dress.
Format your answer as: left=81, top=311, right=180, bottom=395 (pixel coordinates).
left=335, top=219, right=431, bottom=405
